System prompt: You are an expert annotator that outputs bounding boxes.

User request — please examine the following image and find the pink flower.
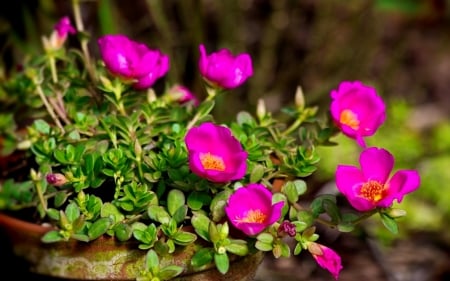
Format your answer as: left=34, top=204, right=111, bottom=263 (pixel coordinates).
left=198, top=44, right=253, bottom=89
left=167, top=85, right=199, bottom=105
left=54, top=16, right=76, bottom=39
left=225, top=183, right=284, bottom=236
left=43, top=16, right=76, bottom=50
left=185, top=122, right=247, bottom=183
left=330, top=81, right=386, bottom=147
left=308, top=242, right=343, bottom=280
left=335, top=147, right=420, bottom=211
left=97, top=34, right=169, bottom=90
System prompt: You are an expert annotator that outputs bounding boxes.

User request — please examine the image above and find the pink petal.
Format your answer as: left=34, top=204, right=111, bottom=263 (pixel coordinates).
left=335, top=165, right=365, bottom=197
left=360, top=147, right=393, bottom=183
left=380, top=170, right=421, bottom=206
left=312, top=244, right=343, bottom=280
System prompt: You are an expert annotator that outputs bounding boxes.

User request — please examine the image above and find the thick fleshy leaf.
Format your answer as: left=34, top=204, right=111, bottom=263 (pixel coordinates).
left=214, top=253, right=230, bottom=274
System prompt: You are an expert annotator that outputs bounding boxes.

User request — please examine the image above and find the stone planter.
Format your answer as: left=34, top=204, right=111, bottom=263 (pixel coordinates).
left=0, top=212, right=264, bottom=280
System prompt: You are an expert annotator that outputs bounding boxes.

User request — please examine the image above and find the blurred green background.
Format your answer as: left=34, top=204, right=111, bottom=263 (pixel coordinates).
left=1, top=0, right=449, bottom=279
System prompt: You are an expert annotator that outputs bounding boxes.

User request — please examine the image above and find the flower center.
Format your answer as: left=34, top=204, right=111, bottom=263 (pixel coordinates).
left=200, top=152, right=226, bottom=171
left=340, top=109, right=360, bottom=130
left=238, top=209, right=267, bottom=223
left=359, top=180, right=385, bottom=203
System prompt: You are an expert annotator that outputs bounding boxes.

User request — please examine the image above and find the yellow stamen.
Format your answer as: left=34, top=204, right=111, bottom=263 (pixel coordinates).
left=236, top=209, right=267, bottom=223
left=359, top=180, right=386, bottom=203
left=200, top=152, right=226, bottom=171
left=340, top=109, right=360, bottom=130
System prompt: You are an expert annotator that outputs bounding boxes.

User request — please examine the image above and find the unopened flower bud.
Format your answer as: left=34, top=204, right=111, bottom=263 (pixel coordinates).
left=278, top=220, right=296, bottom=237
left=167, top=85, right=199, bottom=105
left=307, top=241, right=323, bottom=256
left=46, top=173, right=68, bottom=187
left=217, top=246, right=226, bottom=254
left=295, top=86, right=305, bottom=110
left=147, top=88, right=157, bottom=103
left=256, top=98, right=266, bottom=119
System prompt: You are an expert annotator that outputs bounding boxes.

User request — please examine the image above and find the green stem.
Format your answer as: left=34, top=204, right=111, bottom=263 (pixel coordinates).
left=350, top=209, right=378, bottom=225
left=186, top=113, right=201, bottom=131
left=49, top=56, right=58, bottom=83
left=186, top=86, right=219, bottom=130
left=292, top=201, right=378, bottom=228
left=117, top=100, right=127, bottom=116
left=35, top=82, right=65, bottom=133
left=292, top=202, right=337, bottom=228
left=72, top=0, right=95, bottom=82
left=32, top=173, right=47, bottom=212
left=282, top=110, right=308, bottom=137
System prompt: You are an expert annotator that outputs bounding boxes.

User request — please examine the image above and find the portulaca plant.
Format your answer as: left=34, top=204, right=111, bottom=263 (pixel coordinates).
left=0, top=12, right=421, bottom=281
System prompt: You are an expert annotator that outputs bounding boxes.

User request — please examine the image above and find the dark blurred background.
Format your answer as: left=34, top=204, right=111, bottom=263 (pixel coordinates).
left=1, top=1, right=450, bottom=280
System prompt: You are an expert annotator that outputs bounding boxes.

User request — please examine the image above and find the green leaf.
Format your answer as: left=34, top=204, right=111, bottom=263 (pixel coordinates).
left=191, top=247, right=214, bottom=268
left=132, top=223, right=158, bottom=247
left=214, top=253, right=229, bottom=274
left=337, top=223, right=355, bottom=232
left=114, top=223, right=132, bottom=241
left=323, top=198, right=341, bottom=223
left=33, top=119, right=50, bottom=134
left=173, top=231, right=197, bottom=245
left=225, top=240, right=248, bottom=256
left=71, top=233, right=90, bottom=242
left=54, top=149, right=68, bottom=164
left=41, top=230, right=64, bottom=243
left=310, top=194, right=336, bottom=217
left=88, top=217, right=112, bottom=240
left=292, top=221, right=308, bottom=232
left=159, top=265, right=184, bottom=280
left=101, top=202, right=125, bottom=224
left=236, top=111, right=255, bottom=126
left=255, top=241, right=273, bottom=252
left=208, top=222, right=220, bottom=243
left=196, top=100, right=215, bottom=119
left=46, top=208, right=60, bottom=220
left=147, top=205, right=171, bottom=224
left=380, top=213, right=399, bottom=234
left=293, top=180, right=307, bottom=196
left=256, top=233, right=274, bottom=244
left=172, top=205, right=188, bottom=224
left=65, top=202, right=81, bottom=223
left=187, top=191, right=211, bottom=211
left=209, top=190, right=232, bottom=222
left=191, top=212, right=211, bottom=241
left=294, top=242, right=303, bottom=255
left=167, top=189, right=185, bottom=216
left=145, top=249, right=159, bottom=272
left=280, top=242, right=291, bottom=257
left=249, top=164, right=265, bottom=183
left=283, top=181, right=301, bottom=203
left=54, top=191, right=69, bottom=208
left=218, top=222, right=229, bottom=239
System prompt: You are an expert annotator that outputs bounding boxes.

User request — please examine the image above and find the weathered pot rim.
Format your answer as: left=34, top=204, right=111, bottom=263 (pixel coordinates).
left=0, top=212, right=265, bottom=280
left=0, top=212, right=53, bottom=235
